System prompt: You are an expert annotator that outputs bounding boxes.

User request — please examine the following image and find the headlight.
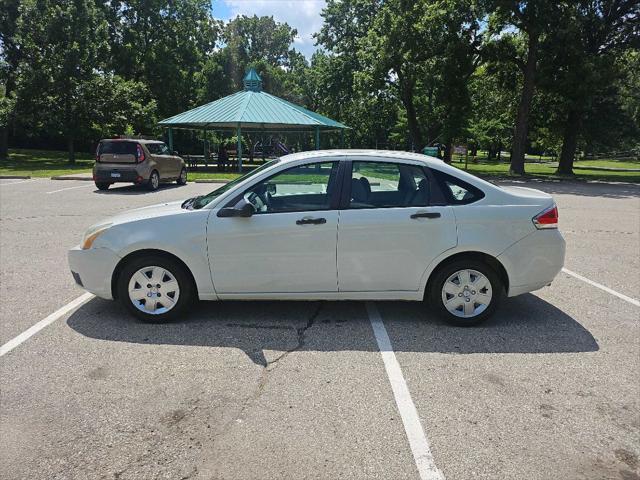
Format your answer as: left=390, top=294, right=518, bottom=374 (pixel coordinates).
left=82, top=223, right=112, bottom=250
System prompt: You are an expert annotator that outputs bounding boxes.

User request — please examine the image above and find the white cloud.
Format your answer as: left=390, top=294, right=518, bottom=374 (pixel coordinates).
left=222, top=0, right=326, bottom=58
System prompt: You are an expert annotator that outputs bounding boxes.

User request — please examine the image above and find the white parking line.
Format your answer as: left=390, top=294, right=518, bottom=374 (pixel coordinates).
left=46, top=184, right=94, bottom=194
left=0, top=179, right=32, bottom=186
left=0, top=293, right=94, bottom=357
left=562, top=268, right=639, bottom=307
left=366, top=302, right=445, bottom=480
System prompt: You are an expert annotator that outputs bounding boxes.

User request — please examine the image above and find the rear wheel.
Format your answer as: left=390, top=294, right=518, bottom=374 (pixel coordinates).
left=95, top=182, right=110, bottom=191
left=177, top=167, right=187, bottom=185
left=147, top=170, right=160, bottom=191
left=116, top=255, right=194, bottom=323
left=429, top=259, right=503, bottom=326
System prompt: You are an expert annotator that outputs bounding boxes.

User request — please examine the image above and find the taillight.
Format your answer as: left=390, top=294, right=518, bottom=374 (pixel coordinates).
left=136, top=144, right=145, bottom=163
left=533, top=205, right=558, bottom=229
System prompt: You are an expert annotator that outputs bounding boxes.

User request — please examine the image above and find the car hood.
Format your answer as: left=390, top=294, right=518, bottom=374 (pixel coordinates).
left=101, top=200, right=188, bottom=226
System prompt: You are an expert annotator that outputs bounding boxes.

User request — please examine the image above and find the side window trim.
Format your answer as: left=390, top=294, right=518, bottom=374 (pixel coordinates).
left=223, top=160, right=342, bottom=213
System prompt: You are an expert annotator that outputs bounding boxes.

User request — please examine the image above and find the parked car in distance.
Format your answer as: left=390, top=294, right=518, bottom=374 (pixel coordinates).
left=70, top=150, right=565, bottom=326
left=94, top=138, right=187, bottom=191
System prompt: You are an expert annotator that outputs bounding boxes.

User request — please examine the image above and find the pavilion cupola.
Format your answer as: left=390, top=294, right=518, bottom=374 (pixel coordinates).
left=243, top=68, right=263, bottom=92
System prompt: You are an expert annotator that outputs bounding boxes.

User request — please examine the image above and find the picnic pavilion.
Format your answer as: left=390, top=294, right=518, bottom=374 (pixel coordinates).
left=158, top=69, right=349, bottom=172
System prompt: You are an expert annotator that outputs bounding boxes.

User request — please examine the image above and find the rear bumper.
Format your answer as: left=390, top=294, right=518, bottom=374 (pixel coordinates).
left=498, top=229, right=566, bottom=297
left=93, top=163, right=149, bottom=183
left=68, top=246, right=121, bottom=299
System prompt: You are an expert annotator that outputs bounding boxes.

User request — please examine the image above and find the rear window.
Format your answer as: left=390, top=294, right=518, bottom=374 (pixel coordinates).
left=98, top=141, right=137, bottom=155
left=431, top=170, right=485, bottom=205
left=146, top=143, right=170, bottom=155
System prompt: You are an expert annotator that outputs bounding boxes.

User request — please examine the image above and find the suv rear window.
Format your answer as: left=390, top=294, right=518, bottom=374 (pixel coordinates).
left=98, top=141, right=137, bottom=155
left=431, top=170, right=485, bottom=205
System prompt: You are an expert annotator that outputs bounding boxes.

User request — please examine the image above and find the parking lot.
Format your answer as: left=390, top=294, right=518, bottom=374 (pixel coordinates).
left=1, top=177, right=638, bottom=479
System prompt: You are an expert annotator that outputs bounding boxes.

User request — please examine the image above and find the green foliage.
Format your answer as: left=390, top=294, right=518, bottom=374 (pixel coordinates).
left=0, top=0, right=638, bottom=172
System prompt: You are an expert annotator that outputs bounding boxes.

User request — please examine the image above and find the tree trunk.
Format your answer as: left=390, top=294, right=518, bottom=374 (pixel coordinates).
left=397, top=70, right=423, bottom=150
left=497, top=142, right=502, bottom=162
left=510, top=31, right=539, bottom=175
left=557, top=109, right=581, bottom=175
left=0, top=125, right=8, bottom=161
left=444, top=141, right=453, bottom=164
left=68, top=136, right=75, bottom=164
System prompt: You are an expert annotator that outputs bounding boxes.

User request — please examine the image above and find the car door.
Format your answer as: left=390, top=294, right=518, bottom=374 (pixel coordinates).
left=337, top=158, right=457, bottom=292
left=208, top=160, right=341, bottom=294
left=157, top=142, right=180, bottom=178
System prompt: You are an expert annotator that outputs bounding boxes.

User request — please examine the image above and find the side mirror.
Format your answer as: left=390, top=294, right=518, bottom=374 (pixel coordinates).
left=217, top=198, right=255, bottom=218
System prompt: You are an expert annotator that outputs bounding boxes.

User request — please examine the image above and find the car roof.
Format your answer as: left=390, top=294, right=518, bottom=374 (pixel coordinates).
left=280, top=149, right=441, bottom=166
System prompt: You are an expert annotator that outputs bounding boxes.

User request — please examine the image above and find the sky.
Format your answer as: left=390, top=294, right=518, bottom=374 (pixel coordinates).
left=212, top=0, right=327, bottom=58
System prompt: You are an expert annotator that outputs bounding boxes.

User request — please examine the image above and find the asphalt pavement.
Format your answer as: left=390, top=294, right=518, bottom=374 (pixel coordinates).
left=0, top=177, right=638, bottom=480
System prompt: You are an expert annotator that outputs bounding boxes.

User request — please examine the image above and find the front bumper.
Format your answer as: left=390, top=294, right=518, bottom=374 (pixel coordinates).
left=68, top=246, right=121, bottom=300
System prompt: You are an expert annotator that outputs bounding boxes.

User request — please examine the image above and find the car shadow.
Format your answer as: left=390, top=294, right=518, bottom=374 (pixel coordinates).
left=94, top=183, right=185, bottom=195
left=67, top=293, right=598, bottom=366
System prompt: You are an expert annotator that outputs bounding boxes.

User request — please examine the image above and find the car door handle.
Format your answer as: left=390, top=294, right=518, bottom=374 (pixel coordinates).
left=296, top=217, right=327, bottom=225
left=410, top=212, right=441, bottom=219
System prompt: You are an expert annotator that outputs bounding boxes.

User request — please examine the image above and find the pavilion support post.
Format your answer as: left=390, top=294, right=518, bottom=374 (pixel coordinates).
left=237, top=126, right=243, bottom=173
left=315, top=126, right=320, bottom=150
left=167, top=128, right=174, bottom=152
left=203, top=129, right=207, bottom=166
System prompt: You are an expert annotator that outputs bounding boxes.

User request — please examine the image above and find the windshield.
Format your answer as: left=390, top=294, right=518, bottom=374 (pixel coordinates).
left=190, top=159, right=281, bottom=209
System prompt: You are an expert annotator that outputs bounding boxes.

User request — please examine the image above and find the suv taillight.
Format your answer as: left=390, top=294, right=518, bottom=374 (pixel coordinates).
left=136, top=144, right=145, bottom=163
left=95, top=147, right=100, bottom=163
left=533, top=205, right=558, bottom=229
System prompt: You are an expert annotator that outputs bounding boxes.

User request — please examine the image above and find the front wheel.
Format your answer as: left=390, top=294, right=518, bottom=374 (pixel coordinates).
left=177, top=167, right=187, bottom=185
left=429, top=259, right=503, bottom=326
left=116, top=255, right=195, bottom=323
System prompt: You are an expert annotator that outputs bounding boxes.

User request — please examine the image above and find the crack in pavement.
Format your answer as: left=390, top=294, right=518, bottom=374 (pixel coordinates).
left=208, top=302, right=325, bottom=451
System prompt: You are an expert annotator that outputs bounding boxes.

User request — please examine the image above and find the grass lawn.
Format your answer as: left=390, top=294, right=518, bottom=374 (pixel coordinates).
left=2, top=148, right=638, bottom=183
left=450, top=158, right=640, bottom=183
left=1, top=149, right=94, bottom=177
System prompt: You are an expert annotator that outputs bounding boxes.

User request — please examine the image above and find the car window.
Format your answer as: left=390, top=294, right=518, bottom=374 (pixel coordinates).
left=349, top=161, right=430, bottom=208
left=98, top=141, right=136, bottom=155
left=431, top=170, right=484, bottom=205
left=146, top=143, right=170, bottom=155
left=244, top=161, right=338, bottom=214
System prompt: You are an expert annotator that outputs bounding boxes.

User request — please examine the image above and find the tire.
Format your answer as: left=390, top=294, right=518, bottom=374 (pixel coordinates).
left=147, top=170, right=160, bottom=191
left=95, top=182, right=110, bottom=191
left=116, top=255, right=195, bottom=323
left=177, top=167, right=187, bottom=185
left=428, top=259, right=503, bottom=326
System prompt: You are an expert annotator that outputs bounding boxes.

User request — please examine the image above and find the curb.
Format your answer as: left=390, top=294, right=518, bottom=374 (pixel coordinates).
left=193, top=179, right=232, bottom=184
left=0, top=175, right=31, bottom=179
left=50, top=176, right=93, bottom=181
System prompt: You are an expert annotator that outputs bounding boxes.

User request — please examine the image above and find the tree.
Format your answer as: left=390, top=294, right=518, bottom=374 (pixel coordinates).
left=0, top=0, right=23, bottom=160
left=14, top=0, right=111, bottom=163
left=223, top=15, right=297, bottom=90
left=105, top=0, right=219, bottom=118
left=487, top=0, right=559, bottom=174
left=541, top=0, right=640, bottom=175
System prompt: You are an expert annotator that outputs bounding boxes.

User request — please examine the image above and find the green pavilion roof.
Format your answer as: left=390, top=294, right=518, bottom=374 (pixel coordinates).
left=159, top=69, right=349, bottom=131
